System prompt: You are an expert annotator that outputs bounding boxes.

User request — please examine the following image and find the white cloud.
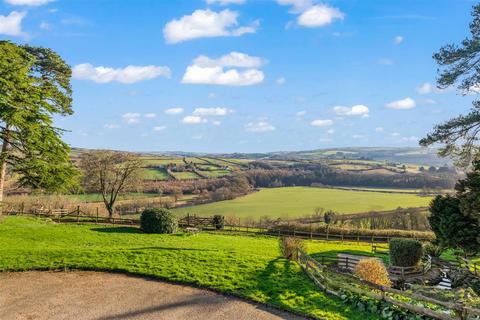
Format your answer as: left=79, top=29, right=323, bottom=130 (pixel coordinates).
left=422, top=98, right=437, bottom=105
left=193, top=51, right=264, bottom=68
left=182, top=115, right=207, bottom=124
left=144, top=113, right=156, bottom=118
left=153, top=126, right=166, bottom=131
left=277, top=0, right=313, bottom=13
left=73, top=63, right=171, bottom=84
left=104, top=123, right=120, bottom=129
left=297, top=4, right=344, bottom=27
left=122, top=113, right=141, bottom=124
left=296, top=110, right=306, bottom=117
left=311, top=119, right=333, bottom=127
left=276, top=77, right=286, bottom=85
left=182, top=52, right=265, bottom=86
left=165, top=107, right=184, bottom=115
left=375, top=127, right=384, bottom=132
left=385, top=97, right=416, bottom=110
left=212, top=120, right=221, bottom=126
left=163, top=9, right=257, bottom=44
left=278, top=1, right=344, bottom=28
left=327, top=129, right=335, bottom=134
left=39, top=21, right=51, bottom=30
left=206, top=0, right=246, bottom=5
left=391, top=132, right=400, bottom=137
left=377, top=58, right=393, bottom=65
left=393, top=35, right=403, bottom=44
left=0, top=11, right=26, bottom=36
left=193, top=107, right=232, bottom=116
left=415, top=82, right=447, bottom=95
left=245, top=121, right=275, bottom=132
left=5, top=0, right=53, bottom=6
left=333, top=104, right=369, bottom=117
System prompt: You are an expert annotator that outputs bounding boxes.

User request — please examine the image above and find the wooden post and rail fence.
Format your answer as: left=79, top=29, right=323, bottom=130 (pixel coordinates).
left=296, top=249, right=480, bottom=320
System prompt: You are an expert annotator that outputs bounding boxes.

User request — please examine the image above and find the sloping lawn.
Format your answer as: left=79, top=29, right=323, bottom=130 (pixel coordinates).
left=0, top=217, right=376, bottom=320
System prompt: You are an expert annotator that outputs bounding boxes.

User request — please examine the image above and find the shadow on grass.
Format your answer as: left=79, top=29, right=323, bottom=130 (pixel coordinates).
left=91, top=227, right=142, bottom=234
left=242, top=257, right=371, bottom=320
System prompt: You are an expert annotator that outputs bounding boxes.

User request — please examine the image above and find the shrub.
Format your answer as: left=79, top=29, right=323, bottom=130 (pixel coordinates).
left=423, top=242, right=443, bottom=258
left=140, top=208, right=177, bottom=234
left=279, top=236, right=304, bottom=260
left=354, top=259, right=391, bottom=287
left=389, top=238, right=423, bottom=267
left=212, top=215, right=225, bottom=230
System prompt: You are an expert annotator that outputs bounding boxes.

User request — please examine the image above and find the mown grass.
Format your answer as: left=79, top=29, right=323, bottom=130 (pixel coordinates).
left=0, top=217, right=376, bottom=320
left=174, top=186, right=433, bottom=219
left=142, top=167, right=171, bottom=180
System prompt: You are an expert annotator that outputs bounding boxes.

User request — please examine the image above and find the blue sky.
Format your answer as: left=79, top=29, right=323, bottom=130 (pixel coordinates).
left=0, top=0, right=477, bottom=153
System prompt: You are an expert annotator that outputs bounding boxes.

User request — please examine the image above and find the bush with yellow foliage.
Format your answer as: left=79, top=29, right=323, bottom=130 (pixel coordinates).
left=354, top=258, right=391, bottom=287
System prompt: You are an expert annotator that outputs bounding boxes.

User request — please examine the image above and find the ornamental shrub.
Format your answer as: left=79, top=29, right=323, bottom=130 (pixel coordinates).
left=279, top=236, right=305, bottom=260
left=212, top=215, right=225, bottom=230
left=389, top=238, right=423, bottom=267
left=140, top=208, right=177, bottom=234
left=354, top=258, right=391, bottom=287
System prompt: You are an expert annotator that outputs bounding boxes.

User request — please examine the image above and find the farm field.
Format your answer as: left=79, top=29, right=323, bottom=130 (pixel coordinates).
left=174, top=187, right=433, bottom=219
left=142, top=167, right=170, bottom=180
left=0, top=217, right=376, bottom=320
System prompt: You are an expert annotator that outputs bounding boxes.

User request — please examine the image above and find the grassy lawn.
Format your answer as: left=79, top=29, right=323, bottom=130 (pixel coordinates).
left=0, top=217, right=376, bottom=320
left=142, top=167, right=170, bottom=180
left=174, top=187, right=433, bottom=219
left=172, top=171, right=201, bottom=180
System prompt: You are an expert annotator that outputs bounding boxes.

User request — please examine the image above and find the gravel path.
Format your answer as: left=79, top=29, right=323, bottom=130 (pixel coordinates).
left=0, top=271, right=307, bottom=320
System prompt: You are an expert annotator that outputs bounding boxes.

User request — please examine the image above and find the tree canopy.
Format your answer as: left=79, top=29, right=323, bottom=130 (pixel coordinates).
left=0, top=41, right=77, bottom=206
left=420, top=4, right=480, bottom=166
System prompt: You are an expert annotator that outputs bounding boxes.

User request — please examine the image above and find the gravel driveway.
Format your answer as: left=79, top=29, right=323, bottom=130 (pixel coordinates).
left=0, top=271, right=307, bottom=320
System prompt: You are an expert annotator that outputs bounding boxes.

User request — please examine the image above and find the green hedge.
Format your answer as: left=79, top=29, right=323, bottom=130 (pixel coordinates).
left=140, top=208, right=177, bottom=234
left=389, top=238, right=423, bottom=267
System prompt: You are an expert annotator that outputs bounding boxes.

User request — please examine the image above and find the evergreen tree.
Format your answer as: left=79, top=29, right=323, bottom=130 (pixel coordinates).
left=0, top=41, right=77, bottom=211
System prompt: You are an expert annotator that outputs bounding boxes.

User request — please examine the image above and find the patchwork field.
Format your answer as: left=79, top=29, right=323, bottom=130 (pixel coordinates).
left=0, top=217, right=376, bottom=320
left=174, top=187, right=433, bottom=219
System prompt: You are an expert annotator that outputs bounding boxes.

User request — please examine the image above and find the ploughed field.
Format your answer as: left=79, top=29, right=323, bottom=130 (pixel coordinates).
left=174, top=187, right=433, bottom=219
left=0, top=217, right=378, bottom=320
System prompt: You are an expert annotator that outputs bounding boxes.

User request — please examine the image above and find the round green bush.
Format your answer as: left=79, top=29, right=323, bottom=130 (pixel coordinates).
left=389, top=238, right=423, bottom=267
left=140, top=208, right=177, bottom=234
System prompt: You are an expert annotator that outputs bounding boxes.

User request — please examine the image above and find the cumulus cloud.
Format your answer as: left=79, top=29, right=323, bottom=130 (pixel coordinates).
left=278, top=1, right=344, bottom=28
left=311, top=119, right=333, bottom=127
left=73, top=63, right=171, bottom=84
left=163, top=9, right=257, bottom=44
left=393, top=35, right=403, bottom=44
left=104, top=123, right=120, bottom=129
left=182, top=115, right=207, bottom=124
left=122, top=113, right=141, bottom=124
left=182, top=52, right=265, bottom=86
left=193, top=107, right=232, bottom=116
left=165, top=107, right=184, bottom=115
left=0, top=11, right=26, bottom=36
left=206, top=0, right=245, bottom=5
left=5, top=0, right=53, bottom=6
left=415, top=82, right=447, bottom=95
left=333, top=105, right=369, bottom=117
left=144, top=113, right=156, bottom=118
left=245, top=121, right=275, bottom=132
left=385, top=97, right=416, bottom=110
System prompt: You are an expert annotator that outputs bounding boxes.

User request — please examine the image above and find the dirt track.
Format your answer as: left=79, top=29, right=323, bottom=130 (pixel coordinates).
left=0, top=271, right=307, bottom=320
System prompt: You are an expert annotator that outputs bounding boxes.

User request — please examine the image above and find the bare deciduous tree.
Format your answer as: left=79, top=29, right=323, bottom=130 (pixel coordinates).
left=79, top=151, right=143, bottom=218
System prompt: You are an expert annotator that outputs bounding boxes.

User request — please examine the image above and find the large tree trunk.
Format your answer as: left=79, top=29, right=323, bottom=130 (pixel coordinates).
left=0, top=127, right=10, bottom=215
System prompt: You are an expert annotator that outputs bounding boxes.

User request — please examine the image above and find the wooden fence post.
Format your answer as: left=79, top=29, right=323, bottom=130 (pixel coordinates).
left=21, top=202, right=24, bottom=215
left=76, top=206, right=80, bottom=223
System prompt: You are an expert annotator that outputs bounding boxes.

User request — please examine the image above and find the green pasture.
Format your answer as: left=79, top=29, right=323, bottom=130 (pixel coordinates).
left=142, top=167, right=170, bottom=180
left=174, top=187, right=433, bottom=219
left=0, top=217, right=376, bottom=320
left=65, top=192, right=159, bottom=202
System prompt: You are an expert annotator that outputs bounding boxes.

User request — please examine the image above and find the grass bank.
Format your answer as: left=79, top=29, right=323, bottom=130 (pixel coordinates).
left=0, top=217, right=377, bottom=320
